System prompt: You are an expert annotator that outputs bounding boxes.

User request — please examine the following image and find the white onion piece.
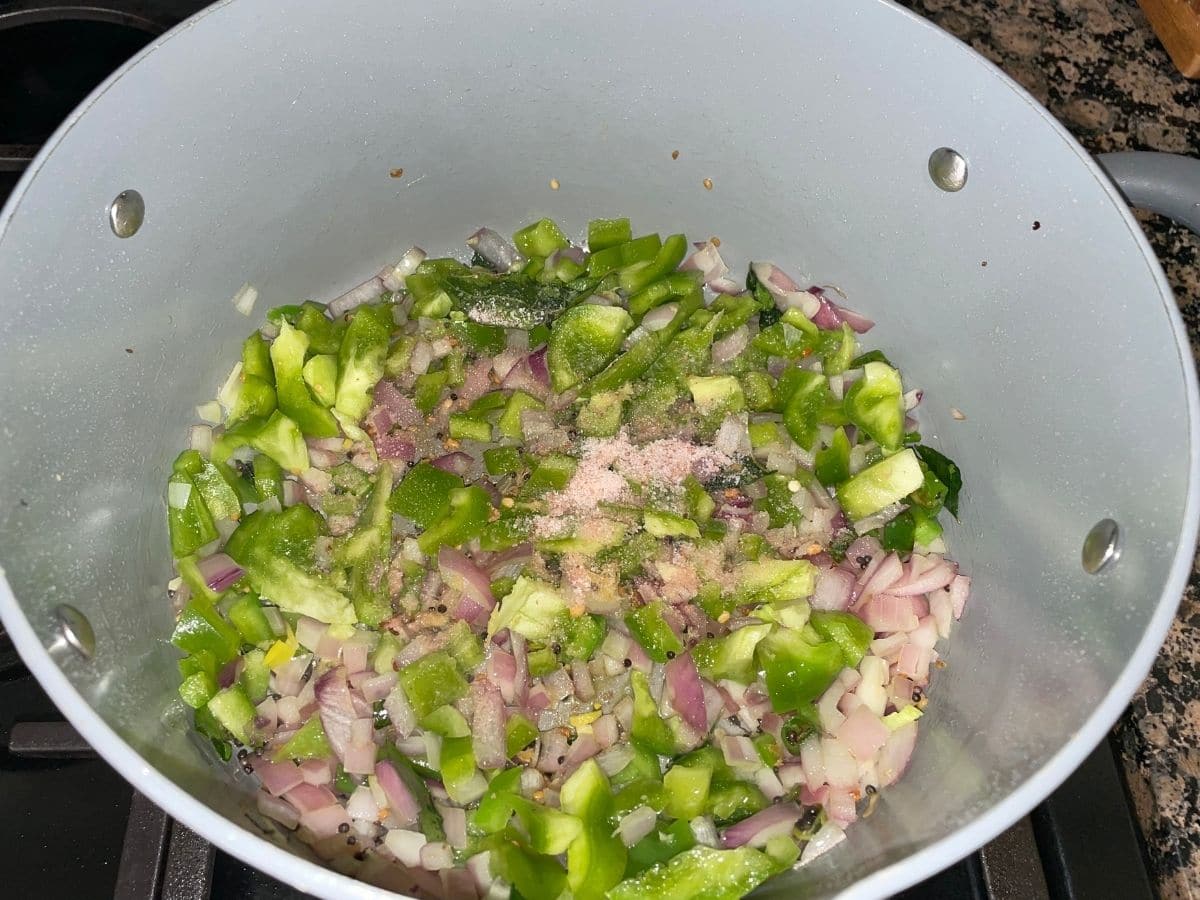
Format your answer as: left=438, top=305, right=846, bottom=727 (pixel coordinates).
left=596, top=745, right=635, bottom=777
left=616, top=806, right=659, bottom=847
left=188, top=424, right=214, bottom=457
left=711, top=325, right=749, bottom=364
left=640, top=303, right=677, bottom=332
left=409, top=341, right=433, bottom=375
left=196, top=400, right=223, bottom=425
left=689, top=816, right=719, bottom=848
left=329, top=276, right=385, bottom=319
left=231, top=283, right=258, bottom=316
left=384, top=828, right=427, bottom=867
left=799, top=822, right=846, bottom=865
left=216, top=362, right=244, bottom=411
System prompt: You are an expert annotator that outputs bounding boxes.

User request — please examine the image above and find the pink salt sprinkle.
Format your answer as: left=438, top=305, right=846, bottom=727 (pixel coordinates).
left=533, top=432, right=731, bottom=537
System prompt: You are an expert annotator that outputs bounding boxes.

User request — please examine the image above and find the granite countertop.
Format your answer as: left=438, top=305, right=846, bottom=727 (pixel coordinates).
left=897, top=1, right=1200, bottom=897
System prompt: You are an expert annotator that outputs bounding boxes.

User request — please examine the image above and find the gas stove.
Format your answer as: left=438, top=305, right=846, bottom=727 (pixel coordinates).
left=0, top=3, right=1162, bottom=897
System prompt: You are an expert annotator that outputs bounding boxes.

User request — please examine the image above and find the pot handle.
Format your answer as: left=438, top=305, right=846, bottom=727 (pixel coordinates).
left=1096, top=151, right=1200, bottom=236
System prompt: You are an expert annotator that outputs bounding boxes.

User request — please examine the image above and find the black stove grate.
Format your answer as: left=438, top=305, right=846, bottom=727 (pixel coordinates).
left=0, top=2, right=1161, bottom=897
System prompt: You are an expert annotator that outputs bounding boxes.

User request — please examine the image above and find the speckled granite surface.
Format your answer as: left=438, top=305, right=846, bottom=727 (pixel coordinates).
left=895, top=1, right=1200, bottom=897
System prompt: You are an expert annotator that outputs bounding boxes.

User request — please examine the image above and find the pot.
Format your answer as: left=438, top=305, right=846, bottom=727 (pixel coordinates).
left=1, top=1, right=1198, bottom=897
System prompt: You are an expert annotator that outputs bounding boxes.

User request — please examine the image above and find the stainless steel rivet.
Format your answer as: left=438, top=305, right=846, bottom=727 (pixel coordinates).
left=51, top=604, right=96, bottom=660
left=928, top=148, right=968, bottom=192
left=1082, top=519, right=1120, bottom=574
left=108, top=189, right=144, bottom=238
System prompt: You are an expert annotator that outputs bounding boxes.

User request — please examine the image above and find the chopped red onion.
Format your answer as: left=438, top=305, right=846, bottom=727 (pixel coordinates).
left=257, top=790, right=301, bottom=830
left=298, top=758, right=335, bottom=786
left=375, top=760, right=421, bottom=827
left=711, top=325, right=750, bottom=364
left=285, top=782, right=339, bottom=814
left=253, top=756, right=305, bottom=796
left=664, top=653, right=707, bottom=734
left=860, top=593, right=920, bottom=633
left=439, top=547, right=496, bottom=614
left=467, top=227, right=524, bottom=273
left=431, top=452, right=473, bottom=477
left=314, top=668, right=357, bottom=762
left=195, top=552, right=245, bottom=593
left=720, top=802, right=802, bottom=849
left=836, top=705, right=890, bottom=761
left=384, top=828, right=428, bottom=867
left=471, top=678, right=506, bottom=770
left=719, top=734, right=761, bottom=771
left=353, top=672, right=398, bottom=704
left=811, top=567, right=855, bottom=612
left=527, top=346, right=550, bottom=387
left=640, top=303, right=678, bottom=332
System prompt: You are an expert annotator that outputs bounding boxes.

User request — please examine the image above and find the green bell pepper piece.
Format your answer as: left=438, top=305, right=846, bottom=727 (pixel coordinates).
left=663, top=759, right=712, bottom=820
left=754, top=473, right=805, bottom=529
left=471, top=767, right=523, bottom=834
left=814, top=426, right=852, bottom=486
left=687, top=375, right=745, bottom=418
left=240, top=647, right=271, bottom=703
left=301, top=354, right=338, bottom=408
left=610, top=742, right=662, bottom=791
left=449, top=318, right=507, bottom=355
left=227, top=593, right=275, bottom=645
left=445, top=619, right=485, bottom=671
left=809, top=610, right=874, bottom=668
left=479, top=513, right=534, bottom=551
left=171, top=596, right=240, bottom=663
left=609, top=845, right=779, bottom=900
left=228, top=374, right=278, bottom=424
left=384, top=334, right=416, bottom=377
left=780, top=369, right=829, bottom=451
left=295, top=302, right=345, bottom=355
left=578, top=290, right=703, bottom=397
left=486, top=575, right=568, bottom=642
left=708, top=781, right=769, bottom=825
left=483, top=445, right=522, bottom=476
left=412, top=370, right=447, bottom=414
left=398, top=650, right=468, bottom=719
left=562, top=614, right=606, bottom=661
left=618, top=233, right=688, bottom=295
left=505, top=713, right=539, bottom=758
left=181, top=452, right=242, bottom=522
left=526, top=646, right=558, bottom=677
left=274, top=715, right=332, bottom=761
left=576, top=389, right=626, bottom=437
left=225, top=507, right=356, bottom=624
left=466, top=389, right=511, bottom=419
left=513, top=218, right=569, bottom=257
left=167, top=474, right=218, bottom=558
left=249, top=411, right=310, bottom=474
left=588, top=233, right=662, bottom=278
left=835, top=447, right=924, bottom=521
left=625, top=819, right=695, bottom=878
left=625, top=601, right=684, bottom=664
left=547, top=304, right=634, bottom=392
left=614, top=778, right=667, bottom=815
left=497, top=390, right=545, bottom=440
left=206, top=684, right=256, bottom=745
left=587, top=217, right=632, bottom=252
left=692, top=623, right=772, bottom=685
left=335, top=462, right=394, bottom=625
left=823, top=322, right=858, bottom=375
left=488, top=838, right=568, bottom=900
left=179, top=670, right=217, bottom=709
left=448, top=413, right=491, bottom=443
left=741, top=371, right=776, bottom=411
left=735, top=558, right=817, bottom=604
left=416, top=485, right=491, bottom=555
left=627, top=272, right=702, bottom=321
left=510, top=796, right=584, bottom=855
left=520, top=453, right=577, bottom=497
left=912, top=444, right=963, bottom=519
left=389, top=461, right=464, bottom=526
left=560, top=759, right=627, bottom=900
left=334, top=303, right=392, bottom=421
left=440, top=734, right=483, bottom=804
left=756, top=626, right=845, bottom=712
left=270, top=322, right=339, bottom=438
left=252, top=454, right=284, bottom=504
left=844, top=360, right=904, bottom=451
left=642, top=509, right=701, bottom=541
left=242, top=332, right=274, bottom=383
left=630, top=669, right=676, bottom=755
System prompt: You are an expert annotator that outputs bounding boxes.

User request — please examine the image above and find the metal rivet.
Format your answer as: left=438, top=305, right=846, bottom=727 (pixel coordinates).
left=1082, top=519, right=1120, bottom=574
left=108, top=189, right=144, bottom=238
left=51, top=604, right=96, bottom=660
left=928, top=148, right=968, bottom=192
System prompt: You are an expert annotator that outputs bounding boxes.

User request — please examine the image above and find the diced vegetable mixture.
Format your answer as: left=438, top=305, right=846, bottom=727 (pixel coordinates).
left=166, top=217, right=970, bottom=899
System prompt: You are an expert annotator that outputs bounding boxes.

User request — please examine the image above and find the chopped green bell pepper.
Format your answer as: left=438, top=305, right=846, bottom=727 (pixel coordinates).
left=228, top=374, right=277, bottom=423
left=398, top=650, right=468, bottom=719
left=587, top=217, right=632, bottom=252
left=756, top=626, right=845, bottom=712
left=844, top=360, right=904, bottom=451
left=609, top=845, right=780, bottom=900
left=642, top=509, right=701, bottom=541
left=274, top=715, right=332, bottom=761
left=252, top=454, right=284, bottom=504
left=240, top=647, right=270, bottom=702
left=815, top=425, right=852, bottom=486
left=486, top=575, right=567, bottom=642
left=242, top=332, right=274, bottom=383
left=249, top=411, right=310, bottom=474
left=630, top=669, right=676, bottom=755
left=625, top=819, right=695, bottom=878
left=562, top=613, right=606, bottom=661
left=206, top=684, right=256, bottom=745
left=625, top=601, right=684, bottom=664
left=780, top=369, right=829, bottom=451
left=448, top=412, right=492, bottom=442
left=663, top=758, right=712, bottom=820
left=505, top=713, right=539, bottom=758
left=588, top=233, right=662, bottom=278
left=578, top=290, right=702, bottom=397
left=627, top=272, right=702, bottom=321
left=227, top=593, right=275, bottom=645
left=301, top=354, right=338, bottom=408
left=708, top=781, right=769, bottom=825
left=836, top=447, right=924, bottom=520
left=171, top=596, right=240, bottom=663
left=693, top=623, right=772, bottom=685
left=735, top=558, right=817, bottom=603
left=488, top=838, right=568, bottom=900
left=483, top=445, right=522, bottom=476
left=809, top=610, right=874, bottom=668
left=497, top=390, right=545, bottom=440
left=295, top=302, right=345, bottom=355
left=618, top=233, right=688, bottom=295
left=513, top=218, right=569, bottom=258
left=413, top=370, right=447, bottom=414
left=167, top=474, right=218, bottom=558
left=270, top=322, right=339, bottom=438
left=335, top=462, right=394, bottom=625
left=389, top=461, right=464, bottom=526
left=416, top=485, right=491, bottom=555
left=547, top=304, right=634, bottom=392
left=335, top=303, right=392, bottom=421
left=560, top=759, right=627, bottom=900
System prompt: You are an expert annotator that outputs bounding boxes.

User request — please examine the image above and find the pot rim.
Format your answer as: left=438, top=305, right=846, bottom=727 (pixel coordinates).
left=1, top=1, right=1196, bottom=897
